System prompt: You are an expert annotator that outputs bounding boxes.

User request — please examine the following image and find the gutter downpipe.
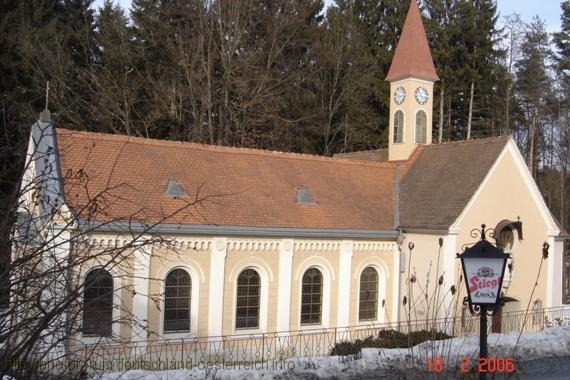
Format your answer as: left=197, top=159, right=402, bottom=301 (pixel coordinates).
left=394, top=166, right=402, bottom=329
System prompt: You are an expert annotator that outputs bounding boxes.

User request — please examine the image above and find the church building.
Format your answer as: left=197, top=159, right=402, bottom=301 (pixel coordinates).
left=16, top=0, right=567, bottom=356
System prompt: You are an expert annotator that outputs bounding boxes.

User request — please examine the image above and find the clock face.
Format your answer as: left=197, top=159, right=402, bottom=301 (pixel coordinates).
left=394, top=86, right=406, bottom=105
left=415, top=86, right=429, bottom=105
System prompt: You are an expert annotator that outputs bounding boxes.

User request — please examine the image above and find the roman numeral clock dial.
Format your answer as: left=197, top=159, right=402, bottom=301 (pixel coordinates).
left=415, top=86, right=429, bottom=105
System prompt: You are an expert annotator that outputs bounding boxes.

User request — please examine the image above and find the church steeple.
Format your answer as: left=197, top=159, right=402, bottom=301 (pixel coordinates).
left=387, top=0, right=438, bottom=162
left=386, top=0, right=438, bottom=82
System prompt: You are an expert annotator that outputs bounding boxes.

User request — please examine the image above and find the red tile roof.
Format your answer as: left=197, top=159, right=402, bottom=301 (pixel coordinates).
left=400, top=137, right=510, bottom=229
left=55, top=129, right=397, bottom=230
left=334, top=149, right=389, bottom=163
left=55, top=129, right=513, bottom=232
left=385, top=0, right=439, bottom=82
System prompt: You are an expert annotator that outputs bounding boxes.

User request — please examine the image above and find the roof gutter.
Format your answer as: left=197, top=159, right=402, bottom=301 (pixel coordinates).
left=554, top=234, right=570, bottom=241
left=400, top=227, right=450, bottom=235
left=78, top=220, right=400, bottom=239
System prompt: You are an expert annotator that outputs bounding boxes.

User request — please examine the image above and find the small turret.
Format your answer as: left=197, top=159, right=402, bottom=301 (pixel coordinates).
left=387, top=0, right=439, bottom=161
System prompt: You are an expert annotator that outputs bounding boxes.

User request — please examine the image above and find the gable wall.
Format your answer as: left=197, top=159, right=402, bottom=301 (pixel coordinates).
left=454, top=143, right=553, bottom=312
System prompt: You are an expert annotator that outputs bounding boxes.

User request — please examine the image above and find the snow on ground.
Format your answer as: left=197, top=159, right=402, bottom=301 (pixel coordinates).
left=93, top=325, right=570, bottom=379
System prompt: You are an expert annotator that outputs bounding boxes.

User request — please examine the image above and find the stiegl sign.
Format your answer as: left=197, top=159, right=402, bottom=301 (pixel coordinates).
left=464, top=258, right=504, bottom=304
left=458, top=225, right=511, bottom=380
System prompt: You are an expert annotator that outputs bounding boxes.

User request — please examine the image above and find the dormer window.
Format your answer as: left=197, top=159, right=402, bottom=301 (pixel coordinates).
left=165, top=180, right=188, bottom=199
left=297, top=187, right=316, bottom=204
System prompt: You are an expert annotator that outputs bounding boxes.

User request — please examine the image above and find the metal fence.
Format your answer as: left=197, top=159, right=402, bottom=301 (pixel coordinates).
left=70, top=306, right=570, bottom=372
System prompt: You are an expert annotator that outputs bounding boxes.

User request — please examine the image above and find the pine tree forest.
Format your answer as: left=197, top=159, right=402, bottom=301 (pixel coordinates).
left=1, top=0, right=570, bottom=241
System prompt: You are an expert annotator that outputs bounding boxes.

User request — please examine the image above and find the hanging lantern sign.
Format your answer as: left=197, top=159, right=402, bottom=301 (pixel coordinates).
left=459, top=234, right=509, bottom=307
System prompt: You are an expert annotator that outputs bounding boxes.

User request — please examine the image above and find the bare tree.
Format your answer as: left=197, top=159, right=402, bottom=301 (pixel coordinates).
left=0, top=117, right=213, bottom=379
left=501, top=13, right=526, bottom=135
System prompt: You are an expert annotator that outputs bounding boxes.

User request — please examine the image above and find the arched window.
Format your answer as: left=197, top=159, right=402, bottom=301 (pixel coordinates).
left=164, top=269, right=191, bottom=332
left=415, top=110, right=427, bottom=144
left=83, top=268, right=113, bottom=336
left=393, top=110, right=404, bottom=143
left=359, top=267, right=379, bottom=321
left=301, top=268, right=323, bottom=325
left=235, top=269, right=261, bottom=329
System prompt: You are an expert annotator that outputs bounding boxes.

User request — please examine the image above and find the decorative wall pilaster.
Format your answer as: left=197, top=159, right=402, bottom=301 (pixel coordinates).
left=208, top=238, right=227, bottom=337
left=547, top=237, right=564, bottom=308
left=276, top=239, right=293, bottom=332
left=336, top=240, right=353, bottom=327
left=39, top=225, right=70, bottom=359
left=393, top=242, right=401, bottom=323
left=131, top=244, right=151, bottom=344
left=442, top=232, right=458, bottom=319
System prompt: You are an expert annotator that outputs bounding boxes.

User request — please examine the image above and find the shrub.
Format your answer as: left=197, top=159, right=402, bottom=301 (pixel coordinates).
left=408, top=329, right=452, bottom=346
left=330, top=329, right=453, bottom=356
left=375, top=329, right=409, bottom=348
left=329, top=339, right=366, bottom=356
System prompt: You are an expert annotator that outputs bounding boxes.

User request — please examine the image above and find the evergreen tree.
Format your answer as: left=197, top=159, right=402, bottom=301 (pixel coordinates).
left=424, top=0, right=456, bottom=142
left=446, top=0, right=505, bottom=140
left=554, top=1, right=570, bottom=82
left=299, top=0, right=381, bottom=154
left=502, top=13, right=526, bottom=134
left=91, top=0, right=141, bottom=135
left=552, top=1, right=570, bottom=230
left=514, top=17, right=551, bottom=178
left=0, top=0, right=64, bottom=306
left=350, top=0, right=409, bottom=144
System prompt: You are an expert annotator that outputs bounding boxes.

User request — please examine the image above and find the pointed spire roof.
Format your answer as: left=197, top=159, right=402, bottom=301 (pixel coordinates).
left=385, top=0, right=439, bottom=82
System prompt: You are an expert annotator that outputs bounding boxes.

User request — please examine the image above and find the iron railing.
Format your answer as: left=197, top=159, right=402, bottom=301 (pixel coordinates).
left=69, top=306, right=570, bottom=372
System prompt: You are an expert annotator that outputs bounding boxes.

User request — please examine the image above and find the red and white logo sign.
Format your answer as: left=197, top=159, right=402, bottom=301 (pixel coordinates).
left=465, top=259, right=503, bottom=304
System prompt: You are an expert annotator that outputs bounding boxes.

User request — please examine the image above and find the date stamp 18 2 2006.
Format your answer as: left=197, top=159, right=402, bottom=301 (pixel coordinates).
left=427, top=356, right=516, bottom=374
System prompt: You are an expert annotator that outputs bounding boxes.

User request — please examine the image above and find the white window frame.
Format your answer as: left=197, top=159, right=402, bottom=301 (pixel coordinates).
left=414, top=109, right=428, bottom=144
left=393, top=109, right=405, bottom=144
left=158, top=265, right=200, bottom=339
left=295, top=257, right=333, bottom=331
left=354, top=262, right=388, bottom=326
left=228, top=259, right=272, bottom=336
left=78, top=266, right=122, bottom=344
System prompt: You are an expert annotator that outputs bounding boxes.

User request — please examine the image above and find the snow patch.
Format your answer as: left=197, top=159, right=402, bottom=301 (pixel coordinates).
left=93, top=326, right=570, bottom=379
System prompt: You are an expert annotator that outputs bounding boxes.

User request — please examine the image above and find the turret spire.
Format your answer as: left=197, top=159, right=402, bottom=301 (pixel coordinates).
left=385, top=0, right=439, bottom=82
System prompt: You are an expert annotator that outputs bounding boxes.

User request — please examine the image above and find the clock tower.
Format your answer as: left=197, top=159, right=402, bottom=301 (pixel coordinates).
left=386, top=0, right=439, bottom=161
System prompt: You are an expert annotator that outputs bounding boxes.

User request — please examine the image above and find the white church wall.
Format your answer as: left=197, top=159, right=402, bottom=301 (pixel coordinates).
left=398, top=232, right=449, bottom=322
left=453, top=141, right=561, bottom=312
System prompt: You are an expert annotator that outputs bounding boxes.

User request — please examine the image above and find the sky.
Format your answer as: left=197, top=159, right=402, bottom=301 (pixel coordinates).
left=93, top=0, right=564, bottom=33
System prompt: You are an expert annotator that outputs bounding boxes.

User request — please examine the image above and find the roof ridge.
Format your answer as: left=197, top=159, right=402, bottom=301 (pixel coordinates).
left=335, top=147, right=386, bottom=155
left=55, top=128, right=396, bottom=169
left=424, top=135, right=511, bottom=149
